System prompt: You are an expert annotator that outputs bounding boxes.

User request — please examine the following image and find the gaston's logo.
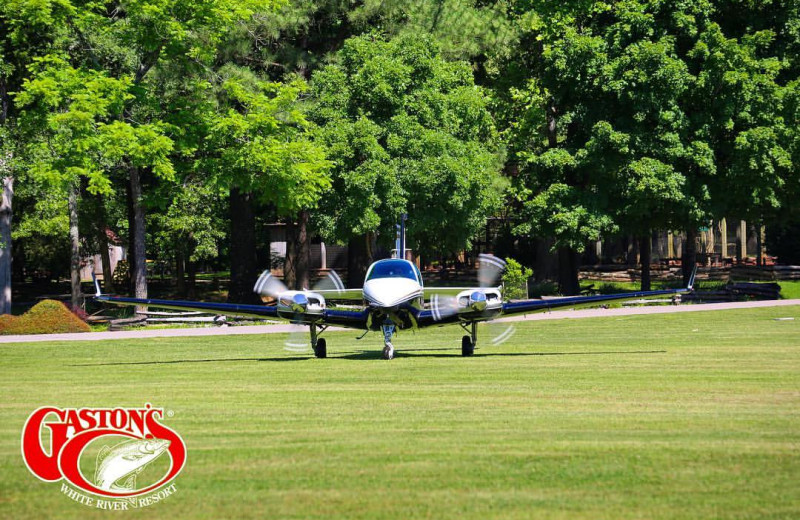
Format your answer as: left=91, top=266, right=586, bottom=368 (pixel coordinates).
left=21, top=404, right=186, bottom=510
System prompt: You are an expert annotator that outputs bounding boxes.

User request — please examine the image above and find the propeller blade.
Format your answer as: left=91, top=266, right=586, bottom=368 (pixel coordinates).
left=478, top=254, right=506, bottom=288
left=283, top=270, right=345, bottom=352
left=430, top=293, right=459, bottom=322
left=314, top=270, right=346, bottom=294
left=284, top=324, right=311, bottom=352
left=488, top=321, right=516, bottom=346
left=253, top=270, right=288, bottom=299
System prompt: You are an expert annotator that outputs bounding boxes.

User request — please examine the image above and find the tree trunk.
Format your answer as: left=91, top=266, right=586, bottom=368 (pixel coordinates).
left=175, top=250, right=186, bottom=297
left=347, top=233, right=370, bottom=288
left=94, top=197, right=114, bottom=293
left=126, top=181, right=136, bottom=294
left=548, top=99, right=582, bottom=296
left=284, top=218, right=297, bottom=290
left=129, top=167, right=147, bottom=306
left=68, top=184, right=83, bottom=309
left=735, top=224, right=743, bottom=264
left=546, top=101, right=558, bottom=148
left=557, top=246, right=580, bottom=295
left=296, top=210, right=310, bottom=290
left=0, top=177, right=12, bottom=314
left=682, top=228, right=697, bottom=286
left=228, top=188, right=260, bottom=303
left=755, top=222, right=763, bottom=266
left=639, top=234, right=651, bottom=291
left=186, top=258, right=197, bottom=299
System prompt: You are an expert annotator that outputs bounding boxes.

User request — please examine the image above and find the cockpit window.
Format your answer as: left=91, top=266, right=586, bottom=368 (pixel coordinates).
left=366, top=260, right=418, bottom=282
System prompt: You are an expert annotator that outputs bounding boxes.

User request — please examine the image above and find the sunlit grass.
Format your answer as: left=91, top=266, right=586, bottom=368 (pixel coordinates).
left=1, top=306, right=799, bottom=519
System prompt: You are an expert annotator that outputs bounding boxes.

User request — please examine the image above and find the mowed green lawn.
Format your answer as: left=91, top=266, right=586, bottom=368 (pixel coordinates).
left=1, top=307, right=799, bottom=519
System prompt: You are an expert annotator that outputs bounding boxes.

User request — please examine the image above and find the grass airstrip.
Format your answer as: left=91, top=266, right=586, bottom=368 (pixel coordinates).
left=1, top=306, right=799, bottom=519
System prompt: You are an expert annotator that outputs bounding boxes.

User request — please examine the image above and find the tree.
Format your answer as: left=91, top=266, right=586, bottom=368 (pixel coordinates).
left=14, top=56, right=174, bottom=307
left=202, top=66, right=330, bottom=298
left=0, top=147, right=12, bottom=313
left=44, top=0, right=284, bottom=302
left=492, top=0, right=795, bottom=291
left=686, top=19, right=793, bottom=268
left=152, top=180, right=227, bottom=297
left=309, top=33, right=505, bottom=283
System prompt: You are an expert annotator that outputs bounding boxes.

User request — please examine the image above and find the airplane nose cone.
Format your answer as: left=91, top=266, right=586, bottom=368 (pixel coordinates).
left=363, top=278, right=422, bottom=307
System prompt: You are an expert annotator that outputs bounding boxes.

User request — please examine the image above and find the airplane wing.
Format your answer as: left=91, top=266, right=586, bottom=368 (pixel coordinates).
left=423, top=287, right=483, bottom=298
left=94, top=294, right=370, bottom=330
left=313, top=288, right=363, bottom=301
left=413, top=267, right=697, bottom=327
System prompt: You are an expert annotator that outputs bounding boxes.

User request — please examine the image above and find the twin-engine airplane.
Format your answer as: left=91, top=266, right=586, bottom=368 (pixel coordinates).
left=96, top=254, right=696, bottom=360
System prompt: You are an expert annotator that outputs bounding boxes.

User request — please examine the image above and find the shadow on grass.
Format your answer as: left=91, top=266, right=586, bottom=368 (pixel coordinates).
left=336, top=349, right=668, bottom=360
left=70, top=356, right=313, bottom=366
left=72, top=348, right=667, bottom=366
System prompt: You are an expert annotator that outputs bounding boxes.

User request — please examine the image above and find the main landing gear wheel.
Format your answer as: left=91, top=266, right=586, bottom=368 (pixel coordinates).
left=382, top=343, right=394, bottom=360
left=314, top=338, right=327, bottom=359
left=461, top=335, right=475, bottom=357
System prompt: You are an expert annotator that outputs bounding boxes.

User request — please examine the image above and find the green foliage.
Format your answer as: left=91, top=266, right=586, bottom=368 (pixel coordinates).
left=112, top=260, right=130, bottom=290
left=152, top=181, right=227, bottom=263
left=501, top=257, right=532, bottom=301
left=0, top=300, right=90, bottom=334
left=1, top=0, right=799, bottom=294
left=495, top=0, right=795, bottom=251
left=309, top=34, right=506, bottom=256
left=14, top=55, right=175, bottom=195
left=204, top=68, right=331, bottom=215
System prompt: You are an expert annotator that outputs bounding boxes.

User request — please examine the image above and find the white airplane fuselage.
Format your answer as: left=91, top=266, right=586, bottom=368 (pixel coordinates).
left=361, top=259, right=424, bottom=329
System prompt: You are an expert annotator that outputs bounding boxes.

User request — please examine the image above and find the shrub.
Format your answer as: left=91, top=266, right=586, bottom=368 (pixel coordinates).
left=0, top=300, right=91, bottom=335
left=502, top=257, right=533, bottom=301
left=112, top=260, right=130, bottom=291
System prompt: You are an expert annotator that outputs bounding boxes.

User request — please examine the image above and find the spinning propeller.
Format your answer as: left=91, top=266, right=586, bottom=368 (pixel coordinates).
left=429, top=254, right=516, bottom=347
left=253, top=269, right=345, bottom=352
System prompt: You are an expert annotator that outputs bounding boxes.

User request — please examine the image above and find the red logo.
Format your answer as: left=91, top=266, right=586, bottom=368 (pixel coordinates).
left=21, top=404, right=186, bottom=506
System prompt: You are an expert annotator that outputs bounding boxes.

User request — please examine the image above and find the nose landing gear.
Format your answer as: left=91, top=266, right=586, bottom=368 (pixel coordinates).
left=381, top=323, right=396, bottom=360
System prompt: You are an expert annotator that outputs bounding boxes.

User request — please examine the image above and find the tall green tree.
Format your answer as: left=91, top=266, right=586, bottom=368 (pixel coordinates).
left=203, top=65, right=331, bottom=297
left=15, top=56, right=174, bottom=307
left=309, top=34, right=505, bottom=284
left=492, top=0, right=795, bottom=291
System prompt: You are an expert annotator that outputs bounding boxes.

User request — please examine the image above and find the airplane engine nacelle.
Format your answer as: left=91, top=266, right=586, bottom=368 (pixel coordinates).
left=277, top=290, right=326, bottom=320
left=456, top=288, right=502, bottom=315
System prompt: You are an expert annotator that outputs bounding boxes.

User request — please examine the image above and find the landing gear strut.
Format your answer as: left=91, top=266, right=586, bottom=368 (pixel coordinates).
left=310, top=324, right=327, bottom=358
left=461, top=322, right=477, bottom=357
left=381, top=323, right=396, bottom=360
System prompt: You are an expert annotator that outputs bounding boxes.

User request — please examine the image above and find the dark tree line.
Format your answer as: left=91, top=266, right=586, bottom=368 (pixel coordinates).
left=0, top=0, right=798, bottom=312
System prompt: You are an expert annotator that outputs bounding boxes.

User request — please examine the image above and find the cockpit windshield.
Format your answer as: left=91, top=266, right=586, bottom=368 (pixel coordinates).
left=366, top=260, right=419, bottom=282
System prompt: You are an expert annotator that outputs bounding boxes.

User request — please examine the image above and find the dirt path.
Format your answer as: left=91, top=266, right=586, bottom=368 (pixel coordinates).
left=1, top=299, right=798, bottom=344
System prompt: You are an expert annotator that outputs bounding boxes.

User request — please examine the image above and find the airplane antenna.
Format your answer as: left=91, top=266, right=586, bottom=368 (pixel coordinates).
left=399, top=213, right=407, bottom=260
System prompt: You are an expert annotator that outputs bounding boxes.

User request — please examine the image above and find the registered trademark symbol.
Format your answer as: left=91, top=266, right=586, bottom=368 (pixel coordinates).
left=167, top=410, right=175, bottom=417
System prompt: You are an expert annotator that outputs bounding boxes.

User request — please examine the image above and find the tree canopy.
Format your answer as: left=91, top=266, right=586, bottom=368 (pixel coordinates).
left=0, top=0, right=798, bottom=305
left=309, top=34, right=506, bottom=258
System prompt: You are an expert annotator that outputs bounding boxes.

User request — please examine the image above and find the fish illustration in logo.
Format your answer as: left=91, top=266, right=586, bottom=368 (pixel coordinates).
left=94, top=438, right=171, bottom=492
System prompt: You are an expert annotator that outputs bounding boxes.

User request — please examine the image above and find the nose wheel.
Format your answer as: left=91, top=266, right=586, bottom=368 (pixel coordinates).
left=381, top=323, right=396, bottom=360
